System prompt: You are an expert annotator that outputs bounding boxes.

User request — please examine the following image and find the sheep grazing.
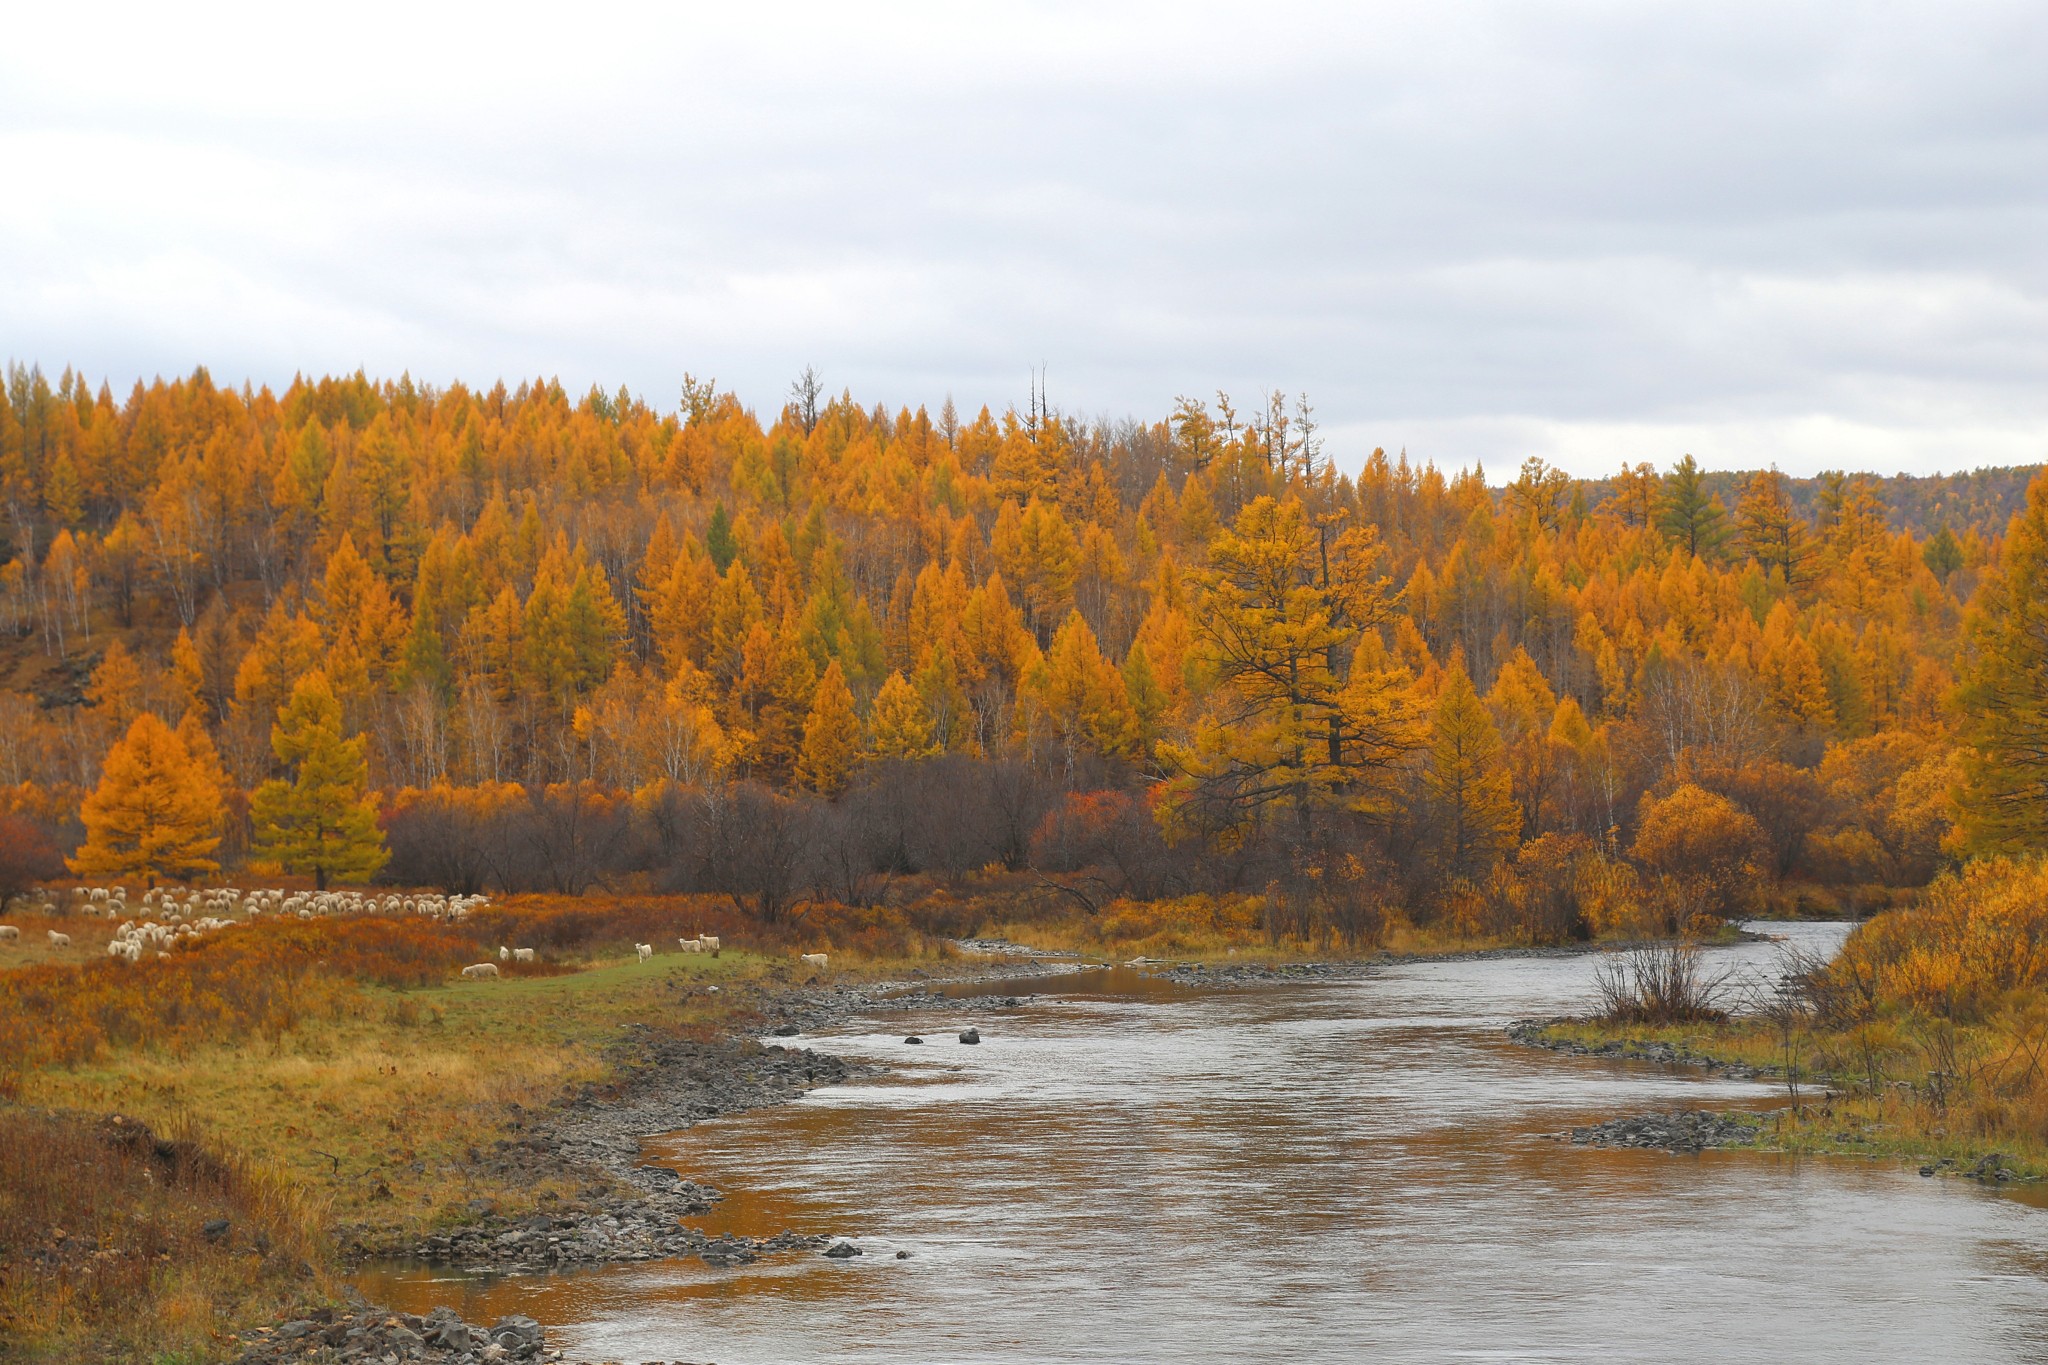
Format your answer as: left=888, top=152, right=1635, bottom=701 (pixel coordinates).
left=46, top=930, right=71, bottom=948
left=0, top=926, right=17, bottom=943
left=801, top=952, right=828, bottom=969
left=678, top=937, right=705, bottom=953
left=512, top=947, right=535, bottom=963
left=461, top=962, right=500, bottom=980
left=635, top=943, right=654, bottom=962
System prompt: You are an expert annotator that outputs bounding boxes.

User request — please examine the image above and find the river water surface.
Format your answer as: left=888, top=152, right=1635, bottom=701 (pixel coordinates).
left=364, top=924, right=2048, bottom=1362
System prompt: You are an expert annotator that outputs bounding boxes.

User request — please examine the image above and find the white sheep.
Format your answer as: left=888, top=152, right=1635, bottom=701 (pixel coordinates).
left=499, top=945, right=510, bottom=961
left=512, top=948, right=535, bottom=963
left=0, top=926, right=17, bottom=942
left=46, top=930, right=71, bottom=948
left=800, top=952, right=828, bottom=969
left=701, top=934, right=721, bottom=952
left=461, top=962, right=500, bottom=980
left=635, top=943, right=654, bottom=962
left=678, top=937, right=705, bottom=953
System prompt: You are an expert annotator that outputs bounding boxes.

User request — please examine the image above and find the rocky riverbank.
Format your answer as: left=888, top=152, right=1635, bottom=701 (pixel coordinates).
left=1506, top=1018, right=1780, bottom=1080
left=335, top=1038, right=865, bottom=1271
left=1566, top=1109, right=1766, bottom=1152
left=1146, top=959, right=1379, bottom=986
left=233, top=1301, right=549, bottom=1364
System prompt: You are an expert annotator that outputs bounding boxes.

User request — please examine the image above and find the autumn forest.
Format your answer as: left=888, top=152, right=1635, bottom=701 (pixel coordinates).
left=1, top=362, right=2044, bottom=947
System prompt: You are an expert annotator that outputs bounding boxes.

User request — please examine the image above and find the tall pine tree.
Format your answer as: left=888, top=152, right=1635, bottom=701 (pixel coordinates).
left=1659, top=454, right=1731, bottom=559
left=250, top=671, right=388, bottom=888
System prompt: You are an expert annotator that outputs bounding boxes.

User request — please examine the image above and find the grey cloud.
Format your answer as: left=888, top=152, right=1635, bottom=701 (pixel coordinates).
left=0, top=1, right=2042, bottom=476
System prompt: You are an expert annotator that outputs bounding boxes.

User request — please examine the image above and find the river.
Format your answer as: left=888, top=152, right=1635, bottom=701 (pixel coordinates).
left=362, top=924, right=2048, bottom=1362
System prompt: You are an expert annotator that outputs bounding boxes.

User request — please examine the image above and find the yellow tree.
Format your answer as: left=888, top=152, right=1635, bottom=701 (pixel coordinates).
left=1421, top=661, right=1520, bottom=882
left=1121, top=641, right=1169, bottom=757
left=1029, top=611, right=1138, bottom=763
left=1955, top=470, right=2048, bottom=851
left=1159, top=496, right=1417, bottom=839
left=1756, top=600, right=1834, bottom=730
left=70, top=712, right=222, bottom=883
left=320, top=533, right=406, bottom=700
left=735, top=609, right=817, bottom=784
left=234, top=597, right=324, bottom=728
left=913, top=644, right=973, bottom=752
left=1485, top=646, right=1558, bottom=836
left=645, top=545, right=717, bottom=675
left=1735, top=469, right=1818, bottom=588
left=249, top=671, right=388, bottom=889
left=796, top=659, right=861, bottom=795
left=990, top=498, right=1079, bottom=640
left=86, top=638, right=146, bottom=732
left=869, top=669, right=940, bottom=761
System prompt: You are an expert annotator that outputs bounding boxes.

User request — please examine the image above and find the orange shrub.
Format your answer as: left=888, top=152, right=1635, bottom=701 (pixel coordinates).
left=1825, top=857, right=2048, bottom=1021
left=1632, top=783, right=1767, bottom=918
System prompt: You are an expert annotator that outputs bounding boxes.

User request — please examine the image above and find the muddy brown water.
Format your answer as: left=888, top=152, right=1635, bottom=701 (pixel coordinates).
left=360, top=923, right=2048, bottom=1362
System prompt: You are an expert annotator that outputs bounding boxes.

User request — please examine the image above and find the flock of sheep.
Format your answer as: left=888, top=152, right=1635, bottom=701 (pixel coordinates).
left=3, top=884, right=834, bottom=981
left=6, top=884, right=488, bottom=923
left=0, top=884, right=492, bottom=965
left=104, top=915, right=239, bottom=962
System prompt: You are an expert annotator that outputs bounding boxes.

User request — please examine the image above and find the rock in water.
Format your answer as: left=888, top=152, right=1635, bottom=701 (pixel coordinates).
left=959, top=1028, right=980, bottom=1044
left=489, top=1313, right=543, bottom=1355
left=905, top=1035, right=924, bottom=1044
left=1568, top=1109, right=1757, bottom=1152
left=824, top=1241, right=862, bottom=1258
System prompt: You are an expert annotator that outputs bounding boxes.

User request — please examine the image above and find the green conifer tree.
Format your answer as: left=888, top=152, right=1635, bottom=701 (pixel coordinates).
left=250, top=671, right=389, bottom=889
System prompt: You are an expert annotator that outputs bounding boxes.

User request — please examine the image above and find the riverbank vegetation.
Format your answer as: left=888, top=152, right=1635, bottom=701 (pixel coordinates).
left=1546, top=858, right=2048, bottom=1178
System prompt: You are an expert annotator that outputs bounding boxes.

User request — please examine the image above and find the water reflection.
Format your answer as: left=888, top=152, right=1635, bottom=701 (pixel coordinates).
left=362, top=925, right=2048, bottom=1363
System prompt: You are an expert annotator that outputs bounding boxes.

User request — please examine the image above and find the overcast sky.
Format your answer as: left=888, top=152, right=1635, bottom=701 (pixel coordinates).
left=2, top=1, right=2043, bottom=478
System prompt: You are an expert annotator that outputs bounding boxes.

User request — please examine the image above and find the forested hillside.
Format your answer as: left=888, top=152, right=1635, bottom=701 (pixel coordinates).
left=2, top=362, right=2041, bottom=943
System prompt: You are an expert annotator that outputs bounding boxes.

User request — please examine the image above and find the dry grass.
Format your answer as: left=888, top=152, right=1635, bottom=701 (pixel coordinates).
left=18, top=919, right=955, bottom=1248
left=0, top=1108, right=333, bottom=1363
left=0, top=907, right=123, bottom=971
